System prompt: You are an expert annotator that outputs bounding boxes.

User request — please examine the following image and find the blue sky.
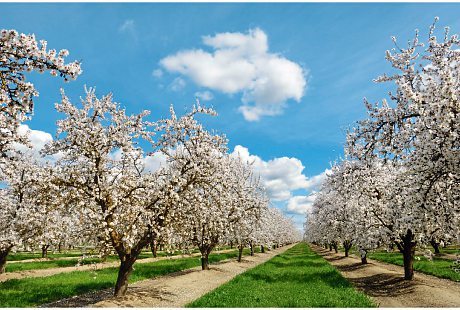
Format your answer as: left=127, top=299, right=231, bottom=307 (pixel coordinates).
left=2, top=2, right=460, bottom=229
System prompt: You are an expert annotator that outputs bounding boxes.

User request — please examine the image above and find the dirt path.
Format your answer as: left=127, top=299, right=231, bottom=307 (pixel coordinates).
left=0, top=249, right=235, bottom=283
left=311, top=244, right=460, bottom=307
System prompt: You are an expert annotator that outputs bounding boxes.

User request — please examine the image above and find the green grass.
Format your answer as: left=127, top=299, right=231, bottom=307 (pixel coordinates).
left=440, top=247, right=460, bottom=255
left=367, top=251, right=460, bottom=282
left=0, top=248, right=248, bottom=307
left=187, top=243, right=375, bottom=308
left=7, top=251, right=90, bottom=261
left=5, top=247, right=253, bottom=272
left=5, top=257, right=121, bottom=272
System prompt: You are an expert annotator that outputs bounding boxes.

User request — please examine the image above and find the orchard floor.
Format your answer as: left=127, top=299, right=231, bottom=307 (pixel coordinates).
left=0, top=249, right=235, bottom=283
left=311, top=244, right=460, bottom=307
left=43, top=244, right=295, bottom=307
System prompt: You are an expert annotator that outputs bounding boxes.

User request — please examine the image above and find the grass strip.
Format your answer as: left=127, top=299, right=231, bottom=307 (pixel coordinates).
left=367, top=252, right=460, bottom=282
left=0, top=248, right=253, bottom=307
left=187, top=243, right=375, bottom=308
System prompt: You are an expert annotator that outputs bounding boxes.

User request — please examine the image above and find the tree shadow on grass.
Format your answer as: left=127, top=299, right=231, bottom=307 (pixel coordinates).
left=328, top=256, right=347, bottom=261
left=347, top=273, right=415, bottom=297
left=39, top=286, right=114, bottom=308
left=335, top=262, right=368, bottom=272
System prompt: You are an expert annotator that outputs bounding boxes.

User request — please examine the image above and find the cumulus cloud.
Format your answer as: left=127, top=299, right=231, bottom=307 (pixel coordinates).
left=287, top=194, right=317, bottom=215
left=160, top=28, right=307, bottom=121
left=194, top=90, right=214, bottom=101
left=111, top=149, right=168, bottom=174
left=14, top=125, right=59, bottom=163
left=305, top=168, right=331, bottom=191
left=231, top=145, right=309, bottom=201
left=143, top=152, right=168, bottom=173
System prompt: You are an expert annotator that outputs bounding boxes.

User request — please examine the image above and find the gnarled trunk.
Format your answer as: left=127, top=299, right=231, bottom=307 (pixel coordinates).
left=150, top=239, right=158, bottom=258
left=201, top=253, right=210, bottom=270
left=396, top=229, right=417, bottom=280
left=429, top=239, right=440, bottom=254
left=199, top=245, right=214, bottom=270
left=41, top=245, right=50, bottom=258
left=331, top=241, right=338, bottom=253
left=0, top=247, right=12, bottom=274
left=114, top=256, right=137, bottom=297
left=343, top=240, right=353, bottom=257
left=237, top=245, right=243, bottom=262
left=359, top=248, right=368, bottom=264
left=249, top=242, right=254, bottom=256
left=260, top=245, right=265, bottom=253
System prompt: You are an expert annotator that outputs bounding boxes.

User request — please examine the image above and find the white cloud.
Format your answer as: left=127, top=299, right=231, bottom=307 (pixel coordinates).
left=119, top=19, right=135, bottom=33
left=14, top=125, right=59, bottom=163
left=287, top=194, right=317, bottom=215
left=152, top=69, right=163, bottom=79
left=170, top=77, right=186, bottom=92
left=230, top=145, right=330, bottom=205
left=110, top=149, right=168, bottom=174
left=305, top=168, right=331, bottom=192
left=194, top=90, right=214, bottom=101
left=160, top=28, right=307, bottom=121
left=143, top=152, right=168, bottom=173
left=231, top=145, right=309, bottom=201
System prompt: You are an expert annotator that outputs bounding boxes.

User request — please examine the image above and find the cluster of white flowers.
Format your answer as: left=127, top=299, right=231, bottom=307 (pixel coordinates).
left=305, top=19, right=460, bottom=280
left=0, top=29, right=81, bottom=159
left=0, top=29, right=300, bottom=296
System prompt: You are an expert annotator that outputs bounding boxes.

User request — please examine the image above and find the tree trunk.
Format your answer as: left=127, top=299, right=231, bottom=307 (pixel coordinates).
left=402, top=245, right=415, bottom=280
left=396, top=229, right=417, bottom=280
left=159, top=244, right=164, bottom=251
left=329, top=244, right=332, bottom=251
left=41, top=245, right=49, bottom=258
left=360, top=248, right=368, bottom=264
left=114, top=256, right=137, bottom=297
left=430, top=239, right=440, bottom=254
left=150, top=239, right=158, bottom=258
left=260, top=245, right=265, bottom=253
left=332, top=242, right=338, bottom=253
left=230, top=241, right=233, bottom=249
left=343, top=240, right=353, bottom=257
left=58, top=242, right=62, bottom=253
left=249, top=242, right=254, bottom=256
left=201, top=253, right=210, bottom=270
left=0, top=247, right=11, bottom=274
left=237, top=245, right=243, bottom=263
left=389, top=242, right=395, bottom=251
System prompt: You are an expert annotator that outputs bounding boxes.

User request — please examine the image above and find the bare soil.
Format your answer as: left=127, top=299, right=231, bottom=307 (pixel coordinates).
left=0, top=249, right=235, bottom=283
left=311, top=244, right=460, bottom=307
left=43, top=244, right=295, bottom=308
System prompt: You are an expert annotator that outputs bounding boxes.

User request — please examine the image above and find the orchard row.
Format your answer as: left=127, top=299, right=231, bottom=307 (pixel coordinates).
left=304, top=19, right=460, bottom=280
left=0, top=29, right=301, bottom=297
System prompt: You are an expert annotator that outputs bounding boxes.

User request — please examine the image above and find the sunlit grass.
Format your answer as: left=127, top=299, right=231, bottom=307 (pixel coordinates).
left=187, top=243, right=375, bottom=308
left=0, top=248, right=248, bottom=307
left=367, top=251, right=460, bottom=282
